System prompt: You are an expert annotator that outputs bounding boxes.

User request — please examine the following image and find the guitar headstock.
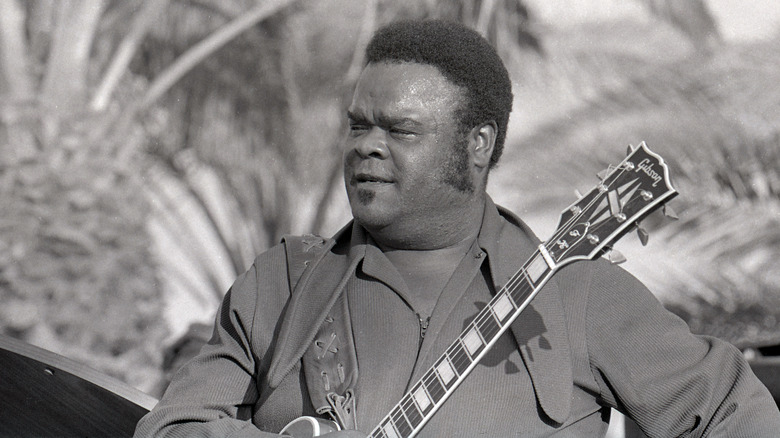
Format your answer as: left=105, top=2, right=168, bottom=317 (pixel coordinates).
left=546, top=142, right=677, bottom=266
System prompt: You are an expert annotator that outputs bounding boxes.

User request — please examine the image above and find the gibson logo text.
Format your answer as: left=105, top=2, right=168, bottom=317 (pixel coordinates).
left=637, top=158, right=662, bottom=187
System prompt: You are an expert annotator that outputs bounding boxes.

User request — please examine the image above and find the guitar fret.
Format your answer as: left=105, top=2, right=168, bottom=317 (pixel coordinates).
left=477, top=309, right=501, bottom=341
left=380, top=418, right=400, bottom=438
left=423, top=370, right=446, bottom=403
left=446, top=342, right=471, bottom=375
left=526, top=252, right=548, bottom=283
left=491, top=292, right=516, bottom=323
left=434, top=356, right=457, bottom=388
left=504, top=287, right=520, bottom=309
left=509, top=273, right=534, bottom=307
left=461, top=325, right=485, bottom=358
left=390, top=406, right=413, bottom=437
left=400, top=394, right=423, bottom=429
left=520, top=264, right=534, bottom=286
left=411, top=382, right=433, bottom=414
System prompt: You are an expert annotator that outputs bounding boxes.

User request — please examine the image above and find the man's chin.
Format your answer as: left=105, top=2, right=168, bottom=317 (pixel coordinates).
left=347, top=186, right=402, bottom=227
left=354, top=187, right=376, bottom=205
left=349, top=203, right=394, bottom=231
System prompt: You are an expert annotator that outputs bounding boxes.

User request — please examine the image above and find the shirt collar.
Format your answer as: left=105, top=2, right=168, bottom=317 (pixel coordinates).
left=348, top=195, right=543, bottom=293
left=477, top=195, right=542, bottom=291
left=477, top=197, right=574, bottom=424
left=347, top=222, right=409, bottom=296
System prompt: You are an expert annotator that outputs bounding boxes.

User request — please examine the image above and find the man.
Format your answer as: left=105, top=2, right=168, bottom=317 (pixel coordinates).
left=135, top=20, right=780, bottom=437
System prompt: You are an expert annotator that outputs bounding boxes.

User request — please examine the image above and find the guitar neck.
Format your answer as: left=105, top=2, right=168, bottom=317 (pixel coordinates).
left=367, top=245, right=559, bottom=438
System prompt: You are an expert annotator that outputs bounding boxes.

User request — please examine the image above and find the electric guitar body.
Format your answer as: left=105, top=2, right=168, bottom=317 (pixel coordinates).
left=281, top=416, right=340, bottom=437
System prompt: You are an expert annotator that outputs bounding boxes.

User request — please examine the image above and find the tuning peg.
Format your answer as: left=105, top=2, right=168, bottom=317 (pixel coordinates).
left=636, top=226, right=649, bottom=246
left=606, top=248, right=627, bottom=264
left=627, top=144, right=635, bottom=155
left=597, top=169, right=609, bottom=180
left=663, top=205, right=679, bottom=220
left=574, top=189, right=583, bottom=198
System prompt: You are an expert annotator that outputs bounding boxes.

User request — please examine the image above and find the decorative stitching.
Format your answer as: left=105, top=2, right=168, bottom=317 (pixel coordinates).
left=321, top=371, right=330, bottom=391
left=315, top=333, right=339, bottom=359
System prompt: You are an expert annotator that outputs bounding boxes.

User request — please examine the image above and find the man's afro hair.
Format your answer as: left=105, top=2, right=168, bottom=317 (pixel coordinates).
left=365, top=19, right=513, bottom=169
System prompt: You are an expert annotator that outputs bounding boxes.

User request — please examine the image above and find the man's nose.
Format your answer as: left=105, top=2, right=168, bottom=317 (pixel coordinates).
left=354, top=128, right=389, bottom=159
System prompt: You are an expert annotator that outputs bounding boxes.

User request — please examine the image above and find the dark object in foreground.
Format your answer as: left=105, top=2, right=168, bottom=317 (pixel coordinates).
left=0, top=334, right=158, bottom=437
left=750, top=355, right=780, bottom=406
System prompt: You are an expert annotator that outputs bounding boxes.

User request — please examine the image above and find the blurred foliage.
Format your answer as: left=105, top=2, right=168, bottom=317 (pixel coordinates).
left=0, top=113, right=165, bottom=390
left=492, top=21, right=780, bottom=348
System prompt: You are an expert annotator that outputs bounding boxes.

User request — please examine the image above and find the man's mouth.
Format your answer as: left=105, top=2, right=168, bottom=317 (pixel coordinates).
left=352, top=173, right=393, bottom=185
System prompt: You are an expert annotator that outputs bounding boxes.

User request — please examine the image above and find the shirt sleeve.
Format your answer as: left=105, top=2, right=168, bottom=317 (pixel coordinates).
left=134, top=247, right=291, bottom=438
left=583, top=260, right=780, bottom=437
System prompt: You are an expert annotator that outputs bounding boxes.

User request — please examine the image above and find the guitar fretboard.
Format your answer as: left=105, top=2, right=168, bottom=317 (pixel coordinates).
left=368, top=247, right=555, bottom=438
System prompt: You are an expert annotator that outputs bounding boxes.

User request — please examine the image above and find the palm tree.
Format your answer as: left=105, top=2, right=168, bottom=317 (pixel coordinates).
left=0, top=0, right=301, bottom=393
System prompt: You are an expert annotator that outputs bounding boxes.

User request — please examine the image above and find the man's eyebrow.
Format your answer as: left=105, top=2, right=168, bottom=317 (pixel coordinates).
left=346, top=110, right=368, bottom=123
left=380, top=115, right=422, bottom=127
left=347, top=110, right=424, bottom=129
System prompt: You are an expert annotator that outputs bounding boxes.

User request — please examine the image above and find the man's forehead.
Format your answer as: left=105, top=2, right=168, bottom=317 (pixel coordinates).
left=349, top=62, right=463, bottom=116
left=357, top=61, right=454, bottom=91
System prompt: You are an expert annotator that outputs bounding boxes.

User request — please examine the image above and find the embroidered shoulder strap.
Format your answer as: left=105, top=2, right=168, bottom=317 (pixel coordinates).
left=280, top=234, right=359, bottom=430
left=282, top=233, right=328, bottom=290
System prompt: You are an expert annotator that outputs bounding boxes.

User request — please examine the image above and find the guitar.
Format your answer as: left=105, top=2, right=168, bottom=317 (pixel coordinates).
left=282, top=142, right=677, bottom=438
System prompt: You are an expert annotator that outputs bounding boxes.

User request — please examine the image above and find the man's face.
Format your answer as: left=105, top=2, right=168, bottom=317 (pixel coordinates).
left=343, top=61, right=479, bottom=249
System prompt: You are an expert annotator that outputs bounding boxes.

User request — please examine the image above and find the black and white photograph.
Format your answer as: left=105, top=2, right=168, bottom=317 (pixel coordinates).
left=1, top=1, right=779, bottom=437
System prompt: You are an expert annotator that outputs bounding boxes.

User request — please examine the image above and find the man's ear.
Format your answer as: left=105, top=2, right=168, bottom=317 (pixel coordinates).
left=470, top=121, right=497, bottom=169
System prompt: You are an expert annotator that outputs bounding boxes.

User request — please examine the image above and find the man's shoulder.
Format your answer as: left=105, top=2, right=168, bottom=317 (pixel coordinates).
left=251, top=223, right=354, bottom=289
left=491, top=201, right=542, bottom=241
left=280, top=224, right=353, bottom=266
left=250, top=226, right=347, bottom=270
left=281, top=233, right=330, bottom=256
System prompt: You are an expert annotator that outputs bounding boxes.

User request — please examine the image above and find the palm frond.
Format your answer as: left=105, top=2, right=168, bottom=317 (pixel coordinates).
left=492, top=22, right=780, bottom=345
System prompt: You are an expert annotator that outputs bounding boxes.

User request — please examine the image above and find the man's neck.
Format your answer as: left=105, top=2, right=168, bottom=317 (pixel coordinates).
left=381, top=234, right=477, bottom=318
left=368, top=194, right=486, bottom=252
